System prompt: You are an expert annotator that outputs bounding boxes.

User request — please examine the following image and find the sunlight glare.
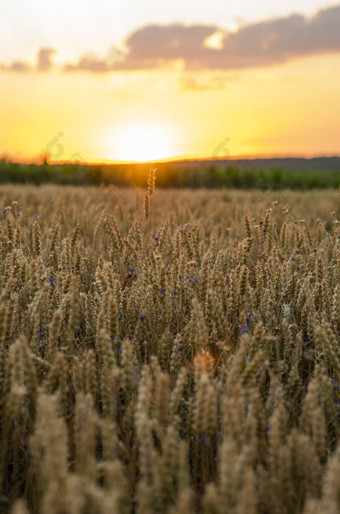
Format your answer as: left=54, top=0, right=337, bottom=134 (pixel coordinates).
left=109, top=122, right=175, bottom=162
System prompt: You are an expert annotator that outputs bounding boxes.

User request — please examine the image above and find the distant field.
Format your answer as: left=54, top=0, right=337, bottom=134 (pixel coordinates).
left=2, top=184, right=340, bottom=513
left=1, top=159, right=340, bottom=189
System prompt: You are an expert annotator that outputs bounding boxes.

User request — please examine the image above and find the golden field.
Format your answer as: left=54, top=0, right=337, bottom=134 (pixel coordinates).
left=1, top=184, right=340, bottom=513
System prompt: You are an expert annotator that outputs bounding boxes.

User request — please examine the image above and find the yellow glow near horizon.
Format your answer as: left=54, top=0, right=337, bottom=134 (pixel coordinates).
left=107, top=122, right=175, bottom=162
left=1, top=53, right=340, bottom=162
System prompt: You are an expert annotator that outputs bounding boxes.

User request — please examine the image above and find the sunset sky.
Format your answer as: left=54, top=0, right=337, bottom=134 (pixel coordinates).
left=1, top=0, right=340, bottom=162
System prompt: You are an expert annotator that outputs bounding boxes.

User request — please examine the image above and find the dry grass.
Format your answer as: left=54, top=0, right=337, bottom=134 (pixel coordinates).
left=1, top=183, right=340, bottom=513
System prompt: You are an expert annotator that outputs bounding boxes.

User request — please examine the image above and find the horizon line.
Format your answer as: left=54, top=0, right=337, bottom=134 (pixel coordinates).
left=2, top=152, right=340, bottom=166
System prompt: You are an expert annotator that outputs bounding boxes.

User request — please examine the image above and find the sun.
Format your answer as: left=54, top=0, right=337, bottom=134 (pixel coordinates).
left=109, top=122, right=175, bottom=162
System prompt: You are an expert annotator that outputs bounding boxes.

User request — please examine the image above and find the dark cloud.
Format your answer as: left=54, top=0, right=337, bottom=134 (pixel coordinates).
left=115, top=24, right=217, bottom=70
left=110, top=4, right=340, bottom=71
left=37, top=48, right=56, bottom=71
left=2, top=5, right=340, bottom=74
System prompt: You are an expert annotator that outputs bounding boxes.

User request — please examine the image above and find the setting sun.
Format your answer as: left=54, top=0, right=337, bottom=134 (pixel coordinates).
left=108, top=122, right=175, bottom=162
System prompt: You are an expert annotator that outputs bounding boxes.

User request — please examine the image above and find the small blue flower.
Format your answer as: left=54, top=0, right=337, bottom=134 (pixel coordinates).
left=265, top=424, right=271, bottom=433
left=241, top=326, right=248, bottom=335
left=117, top=348, right=123, bottom=354
left=178, top=345, right=184, bottom=353
left=110, top=335, right=118, bottom=342
left=246, top=310, right=255, bottom=326
left=16, top=212, right=22, bottom=217
left=160, top=288, right=166, bottom=295
left=39, top=332, right=45, bottom=340
left=188, top=277, right=199, bottom=285
left=118, top=308, right=122, bottom=318
left=76, top=269, right=83, bottom=274
left=2, top=208, right=7, bottom=215
left=262, top=228, right=267, bottom=233
left=154, top=235, right=159, bottom=242
left=49, top=276, right=55, bottom=287
left=303, top=335, right=313, bottom=349
left=127, top=267, right=137, bottom=279
left=139, top=314, right=146, bottom=323
left=173, top=289, right=179, bottom=296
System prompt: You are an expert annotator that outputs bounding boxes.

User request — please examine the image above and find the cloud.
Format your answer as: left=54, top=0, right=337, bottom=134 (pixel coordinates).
left=180, top=73, right=229, bottom=91
left=37, top=48, right=56, bottom=71
left=0, top=61, right=31, bottom=72
left=64, top=53, right=110, bottom=73
left=1, top=47, right=56, bottom=72
left=113, top=24, right=218, bottom=70
left=110, top=4, right=340, bottom=71
left=2, top=4, right=340, bottom=74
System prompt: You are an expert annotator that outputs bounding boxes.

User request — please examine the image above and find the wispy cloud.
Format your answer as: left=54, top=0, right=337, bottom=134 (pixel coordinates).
left=180, top=73, right=230, bottom=91
left=64, top=53, right=110, bottom=73
left=2, top=5, right=340, bottom=74
left=1, top=47, right=56, bottom=73
left=0, top=61, right=30, bottom=72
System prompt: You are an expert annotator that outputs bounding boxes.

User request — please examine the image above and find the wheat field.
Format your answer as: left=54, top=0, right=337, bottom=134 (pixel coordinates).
left=1, top=182, right=340, bottom=513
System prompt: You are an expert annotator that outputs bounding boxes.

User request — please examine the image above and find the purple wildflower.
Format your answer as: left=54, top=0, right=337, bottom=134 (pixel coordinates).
left=127, top=267, right=137, bottom=279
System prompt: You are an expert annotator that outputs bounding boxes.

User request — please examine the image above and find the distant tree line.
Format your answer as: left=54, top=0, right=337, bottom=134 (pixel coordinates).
left=0, top=160, right=339, bottom=189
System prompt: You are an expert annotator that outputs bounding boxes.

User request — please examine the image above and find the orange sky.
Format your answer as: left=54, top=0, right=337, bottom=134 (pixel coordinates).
left=1, top=2, right=340, bottom=163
